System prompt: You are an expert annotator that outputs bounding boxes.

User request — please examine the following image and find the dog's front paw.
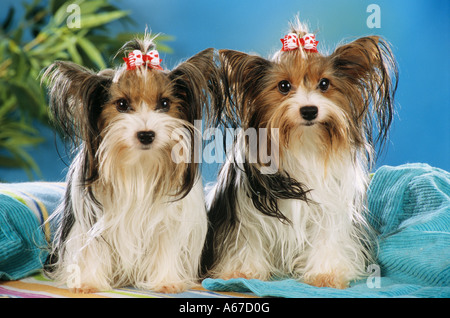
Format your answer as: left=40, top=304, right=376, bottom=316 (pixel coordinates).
left=304, top=273, right=348, bottom=289
left=69, top=284, right=100, bottom=294
left=220, top=271, right=269, bottom=280
left=153, top=282, right=187, bottom=294
left=221, top=271, right=250, bottom=280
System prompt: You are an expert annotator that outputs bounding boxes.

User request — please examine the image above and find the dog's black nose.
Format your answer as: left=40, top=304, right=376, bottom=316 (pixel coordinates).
left=137, top=131, right=155, bottom=145
left=300, top=106, right=318, bottom=121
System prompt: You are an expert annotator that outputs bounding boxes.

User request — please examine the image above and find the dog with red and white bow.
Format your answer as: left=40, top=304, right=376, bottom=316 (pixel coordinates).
left=202, top=19, right=398, bottom=289
left=43, top=35, right=218, bottom=293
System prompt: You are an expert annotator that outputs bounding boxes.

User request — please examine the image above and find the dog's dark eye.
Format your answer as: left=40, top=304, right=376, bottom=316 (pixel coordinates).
left=157, top=98, right=170, bottom=112
left=116, top=98, right=132, bottom=113
left=278, top=80, right=291, bottom=94
left=318, top=78, right=330, bottom=92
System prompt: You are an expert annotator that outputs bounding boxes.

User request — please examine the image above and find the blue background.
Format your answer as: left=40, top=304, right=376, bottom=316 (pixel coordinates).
left=1, top=0, right=449, bottom=184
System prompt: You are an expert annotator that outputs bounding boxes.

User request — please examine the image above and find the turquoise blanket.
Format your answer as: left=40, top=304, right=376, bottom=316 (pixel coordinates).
left=202, top=163, right=450, bottom=297
left=0, top=183, right=65, bottom=280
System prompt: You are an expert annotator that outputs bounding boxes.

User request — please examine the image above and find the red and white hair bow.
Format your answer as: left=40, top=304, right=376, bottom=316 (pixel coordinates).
left=123, top=49, right=163, bottom=70
left=280, top=33, right=319, bottom=53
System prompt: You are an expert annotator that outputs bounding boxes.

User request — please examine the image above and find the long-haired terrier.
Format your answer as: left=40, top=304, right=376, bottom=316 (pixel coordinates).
left=202, top=19, right=398, bottom=289
left=43, top=35, right=218, bottom=293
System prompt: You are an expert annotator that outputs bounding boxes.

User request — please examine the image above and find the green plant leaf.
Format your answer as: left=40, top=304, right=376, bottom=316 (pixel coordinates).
left=79, top=0, right=110, bottom=15
left=80, top=11, right=129, bottom=29
left=77, top=36, right=106, bottom=69
left=6, top=81, right=43, bottom=118
left=0, top=95, right=15, bottom=118
left=51, top=1, right=70, bottom=26
left=67, top=38, right=82, bottom=64
left=1, top=147, right=41, bottom=179
left=1, top=7, right=15, bottom=32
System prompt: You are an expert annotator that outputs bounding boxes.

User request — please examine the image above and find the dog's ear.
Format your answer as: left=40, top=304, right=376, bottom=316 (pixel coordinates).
left=180, top=47, right=216, bottom=78
left=219, top=49, right=272, bottom=82
left=42, top=62, right=113, bottom=186
left=331, top=36, right=396, bottom=80
left=168, top=49, right=220, bottom=200
left=330, top=36, right=398, bottom=159
left=218, top=50, right=273, bottom=128
left=42, top=61, right=112, bottom=144
left=169, top=48, right=218, bottom=123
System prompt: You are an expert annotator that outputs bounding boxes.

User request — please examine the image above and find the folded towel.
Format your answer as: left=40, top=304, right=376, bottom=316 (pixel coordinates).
left=202, top=277, right=450, bottom=298
left=0, top=182, right=65, bottom=280
left=368, top=163, right=450, bottom=287
left=203, top=163, right=450, bottom=297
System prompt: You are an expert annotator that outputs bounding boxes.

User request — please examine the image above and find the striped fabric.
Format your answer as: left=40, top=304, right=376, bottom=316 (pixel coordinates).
left=0, top=272, right=254, bottom=298
left=0, top=182, right=65, bottom=243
